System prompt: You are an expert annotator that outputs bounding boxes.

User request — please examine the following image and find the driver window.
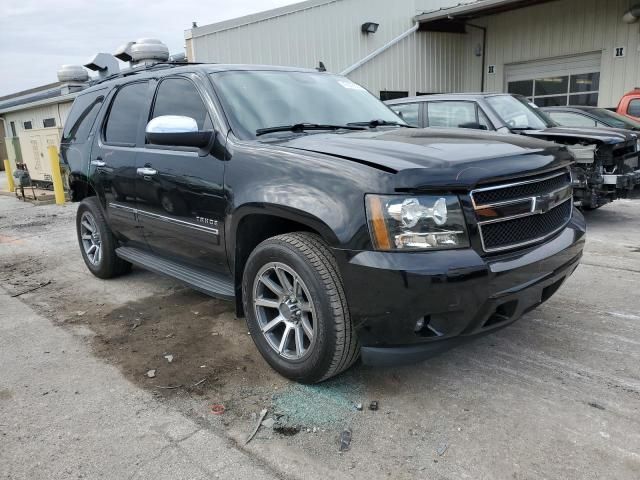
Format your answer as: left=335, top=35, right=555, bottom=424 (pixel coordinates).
left=152, top=78, right=212, bottom=130
left=427, top=101, right=476, bottom=128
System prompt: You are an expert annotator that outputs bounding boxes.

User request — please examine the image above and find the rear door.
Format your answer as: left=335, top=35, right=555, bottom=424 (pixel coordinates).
left=91, top=81, right=152, bottom=246
left=135, top=75, right=227, bottom=273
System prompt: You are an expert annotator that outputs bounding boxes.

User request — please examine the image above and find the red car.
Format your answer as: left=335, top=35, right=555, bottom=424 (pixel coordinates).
left=616, top=89, right=640, bottom=121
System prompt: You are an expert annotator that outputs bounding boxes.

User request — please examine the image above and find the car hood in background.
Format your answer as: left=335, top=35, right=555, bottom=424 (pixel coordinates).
left=521, top=126, right=637, bottom=144
left=276, top=128, right=573, bottom=190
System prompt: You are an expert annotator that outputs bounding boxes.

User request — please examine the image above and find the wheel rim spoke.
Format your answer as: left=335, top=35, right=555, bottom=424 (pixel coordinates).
left=260, top=276, right=284, bottom=297
left=81, top=220, right=94, bottom=232
left=275, top=267, right=293, bottom=293
left=301, top=316, right=313, bottom=340
left=294, top=325, right=305, bottom=356
left=255, top=297, right=280, bottom=309
left=279, top=325, right=292, bottom=353
left=262, top=315, right=284, bottom=333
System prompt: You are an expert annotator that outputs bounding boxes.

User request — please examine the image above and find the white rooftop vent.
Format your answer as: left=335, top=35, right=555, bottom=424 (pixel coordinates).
left=84, top=53, right=120, bottom=79
left=131, top=38, right=169, bottom=63
left=57, top=65, right=89, bottom=83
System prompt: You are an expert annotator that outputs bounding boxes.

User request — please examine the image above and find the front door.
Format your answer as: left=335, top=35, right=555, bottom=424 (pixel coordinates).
left=91, top=81, right=152, bottom=246
left=135, top=76, right=227, bottom=273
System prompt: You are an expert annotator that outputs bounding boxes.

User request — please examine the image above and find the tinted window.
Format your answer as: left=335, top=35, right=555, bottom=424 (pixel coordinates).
left=62, top=92, right=105, bottom=144
left=152, top=78, right=211, bottom=130
left=427, top=101, right=476, bottom=128
left=508, top=80, right=534, bottom=97
left=627, top=99, right=640, bottom=117
left=43, top=118, right=56, bottom=128
left=588, top=108, right=640, bottom=129
left=391, top=103, right=420, bottom=127
left=535, top=76, right=568, bottom=96
left=548, top=111, right=597, bottom=128
left=23, top=121, right=32, bottom=130
left=105, top=82, right=149, bottom=145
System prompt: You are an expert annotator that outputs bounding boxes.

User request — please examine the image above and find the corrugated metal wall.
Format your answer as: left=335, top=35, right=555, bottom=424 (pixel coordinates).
left=188, top=0, right=481, bottom=96
left=482, top=0, right=639, bottom=107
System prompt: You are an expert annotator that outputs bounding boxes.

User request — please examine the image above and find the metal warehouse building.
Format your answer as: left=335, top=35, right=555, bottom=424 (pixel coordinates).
left=185, top=0, right=640, bottom=108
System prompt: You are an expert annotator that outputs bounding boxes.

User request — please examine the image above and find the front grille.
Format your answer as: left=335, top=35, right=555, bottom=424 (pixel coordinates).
left=480, top=200, right=572, bottom=251
left=472, top=170, right=571, bottom=206
left=471, top=168, right=573, bottom=253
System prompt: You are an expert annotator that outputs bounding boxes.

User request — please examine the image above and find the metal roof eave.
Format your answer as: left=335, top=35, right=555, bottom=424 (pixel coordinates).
left=0, top=92, right=78, bottom=115
left=415, top=0, right=557, bottom=28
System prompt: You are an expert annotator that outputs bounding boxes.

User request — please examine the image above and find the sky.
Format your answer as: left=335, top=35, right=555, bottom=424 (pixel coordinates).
left=0, top=0, right=300, bottom=96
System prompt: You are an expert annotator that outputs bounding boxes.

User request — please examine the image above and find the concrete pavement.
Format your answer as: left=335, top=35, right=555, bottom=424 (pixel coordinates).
left=0, top=288, right=282, bottom=480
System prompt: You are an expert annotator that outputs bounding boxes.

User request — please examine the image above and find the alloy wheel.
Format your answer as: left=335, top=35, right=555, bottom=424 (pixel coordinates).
left=80, top=211, right=102, bottom=266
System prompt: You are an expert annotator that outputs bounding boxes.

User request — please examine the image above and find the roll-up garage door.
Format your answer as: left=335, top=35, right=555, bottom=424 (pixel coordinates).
left=505, top=52, right=602, bottom=107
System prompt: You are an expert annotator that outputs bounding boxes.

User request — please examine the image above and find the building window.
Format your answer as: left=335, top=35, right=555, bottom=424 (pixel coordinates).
left=43, top=118, right=56, bottom=128
left=380, top=91, right=408, bottom=101
left=23, top=121, right=33, bottom=130
left=507, top=72, right=600, bottom=107
left=10, top=121, right=17, bottom=137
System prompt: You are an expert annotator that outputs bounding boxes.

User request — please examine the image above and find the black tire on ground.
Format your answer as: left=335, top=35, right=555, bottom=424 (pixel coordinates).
left=76, top=196, right=131, bottom=279
left=242, top=232, right=360, bottom=383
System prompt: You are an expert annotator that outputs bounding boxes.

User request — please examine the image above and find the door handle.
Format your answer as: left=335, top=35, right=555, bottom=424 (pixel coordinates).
left=136, top=167, right=158, bottom=176
left=91, top=159, right=106, bottom=167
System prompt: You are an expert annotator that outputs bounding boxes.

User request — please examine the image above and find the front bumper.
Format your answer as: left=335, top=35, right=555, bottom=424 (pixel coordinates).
left=333, top=211, right=586, bottom=367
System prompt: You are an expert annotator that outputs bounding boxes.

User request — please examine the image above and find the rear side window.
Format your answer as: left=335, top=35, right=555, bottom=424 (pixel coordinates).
left=390, top=103, right=421, bottom=127
left=104, top=82, right=149, bottom=145
left=151, top=78, right=211, bottom=130
left=628, top=99, right=640, bottom=117
left=62, top=91, right=105, bottom=144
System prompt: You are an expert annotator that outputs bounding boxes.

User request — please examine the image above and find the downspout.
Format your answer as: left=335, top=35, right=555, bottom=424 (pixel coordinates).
left=466, top=22, right=487, bottom=92
left=340, top=22, right=420, bottom=76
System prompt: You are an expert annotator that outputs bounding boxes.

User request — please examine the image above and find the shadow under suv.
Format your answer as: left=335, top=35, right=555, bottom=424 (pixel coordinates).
left=60, top=64, right=586, bottom=383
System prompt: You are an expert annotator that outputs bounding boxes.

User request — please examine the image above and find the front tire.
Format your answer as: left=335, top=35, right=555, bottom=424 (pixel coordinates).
left=242, top=233, right=359, bottom=383
left=76, top=196, right=131, bottom=279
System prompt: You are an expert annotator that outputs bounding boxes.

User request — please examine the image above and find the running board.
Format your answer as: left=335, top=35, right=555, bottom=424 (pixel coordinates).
left=115, top=247, right=235, bottom=300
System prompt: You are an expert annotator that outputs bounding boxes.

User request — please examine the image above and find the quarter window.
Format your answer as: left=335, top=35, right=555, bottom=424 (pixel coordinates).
left=104, top=82, right=149, bottom=145
left=62, top=92, right=105, bottom=144
left=390, top=103, right=420, bottom=127
left=151, top=78, right=211, bottom=130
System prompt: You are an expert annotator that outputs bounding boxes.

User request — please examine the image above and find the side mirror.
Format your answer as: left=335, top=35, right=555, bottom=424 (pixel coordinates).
left=145, top=115, right=213, bottom=148
left=458, top=122, right=488, bottom=131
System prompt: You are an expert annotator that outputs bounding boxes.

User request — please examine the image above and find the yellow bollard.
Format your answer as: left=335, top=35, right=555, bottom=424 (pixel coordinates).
left=3, top=159, right=15, bottom=192
left=47, top=145, right=65, bottom=205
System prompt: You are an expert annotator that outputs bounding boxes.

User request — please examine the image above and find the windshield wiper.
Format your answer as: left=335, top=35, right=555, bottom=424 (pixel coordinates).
left=255, top=123, right=366, bottom=136
left=347, top=119, right=415, bottom=128
left=510, top=126, right=538, bottom=131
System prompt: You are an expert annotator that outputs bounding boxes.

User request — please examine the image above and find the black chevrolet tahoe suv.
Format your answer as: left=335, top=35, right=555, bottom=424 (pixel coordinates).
left=60, top=64, right=586, bottom=383
left=387, top=93, right=640, bottom=209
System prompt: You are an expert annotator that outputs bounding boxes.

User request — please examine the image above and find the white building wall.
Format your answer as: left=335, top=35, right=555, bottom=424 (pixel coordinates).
left=188, top=0, right=482, bottom=96
left=3, top=100, right=72, bottom=137
left=481, top=0, right=640, bottom=107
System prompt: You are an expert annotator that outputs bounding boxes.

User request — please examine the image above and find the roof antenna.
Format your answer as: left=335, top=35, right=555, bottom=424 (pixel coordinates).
left=317, top=61, right=326, bottom=72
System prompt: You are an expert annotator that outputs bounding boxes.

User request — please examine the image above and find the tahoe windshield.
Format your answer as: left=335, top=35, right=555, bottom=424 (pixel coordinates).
left=210, top=70, right=405, bottom=139
left=486, top=95, right=555, bottom=130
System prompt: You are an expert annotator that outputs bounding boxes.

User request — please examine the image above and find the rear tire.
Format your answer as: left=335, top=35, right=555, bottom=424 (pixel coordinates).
left=242, top=232, right=359, bottom=383
left=76, top=196, right=131, bottom=279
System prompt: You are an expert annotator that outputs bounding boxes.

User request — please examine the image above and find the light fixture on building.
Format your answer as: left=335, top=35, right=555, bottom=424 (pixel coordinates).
left=623, top=4, right=640, bottom=23
left=361, top=22, right=379, bottom=34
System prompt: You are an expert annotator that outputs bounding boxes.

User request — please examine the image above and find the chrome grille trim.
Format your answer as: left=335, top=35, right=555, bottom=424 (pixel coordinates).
left=471, top=169, right=573, bottom=253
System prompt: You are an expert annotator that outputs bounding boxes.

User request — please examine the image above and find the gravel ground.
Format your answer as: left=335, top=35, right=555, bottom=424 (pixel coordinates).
left=0, top=193, right=639, bottom=479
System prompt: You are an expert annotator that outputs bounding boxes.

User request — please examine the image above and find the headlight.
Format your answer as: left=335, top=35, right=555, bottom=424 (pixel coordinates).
left=365, top=194, right=469, bottom=251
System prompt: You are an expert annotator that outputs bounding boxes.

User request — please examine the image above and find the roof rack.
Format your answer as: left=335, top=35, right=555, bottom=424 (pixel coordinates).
left=92, top=61, right=204, bottom=85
